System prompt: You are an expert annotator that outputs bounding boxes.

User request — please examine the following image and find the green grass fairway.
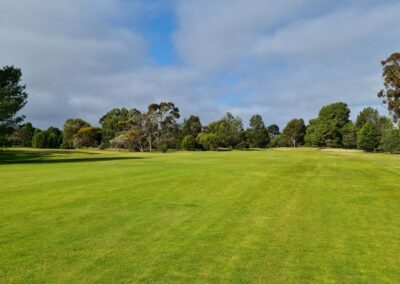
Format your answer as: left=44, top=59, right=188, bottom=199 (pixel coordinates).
left=1, top=148, right=399, bottom=283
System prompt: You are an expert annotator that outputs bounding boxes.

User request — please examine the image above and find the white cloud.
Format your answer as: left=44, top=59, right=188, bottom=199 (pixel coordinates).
left=0, top=0, right=398, bottom=129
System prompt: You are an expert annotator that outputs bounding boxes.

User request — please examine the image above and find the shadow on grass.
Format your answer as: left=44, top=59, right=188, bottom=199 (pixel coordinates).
left=0, top=150, right=143, bottom=165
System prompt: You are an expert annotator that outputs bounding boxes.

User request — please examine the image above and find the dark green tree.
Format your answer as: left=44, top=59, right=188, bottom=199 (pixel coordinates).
left=380, top=128, right=400, bottom=153
left=357, top=121, right=380, bottom=152
left=247, top=114, right=269, bottom=148
left=341, top=122, right=357, bottom=149
left=355, top=107, right=380, bottom=130
left=0, top=66, right=28, bottom=145
left=267, top=124, right=280, bottom=138
left=282, top=118, right=306, bottom=147
left=46, top=127, right=62, bottom=148
left=182, top=115, right=202, bottom=138
left=208, top=112, right=243, bottom=148
left=304, top=102, right=350, bottom=147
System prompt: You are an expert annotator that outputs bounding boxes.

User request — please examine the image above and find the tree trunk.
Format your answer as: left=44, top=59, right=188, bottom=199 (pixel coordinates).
left=291, top=137, right=296, bottom=148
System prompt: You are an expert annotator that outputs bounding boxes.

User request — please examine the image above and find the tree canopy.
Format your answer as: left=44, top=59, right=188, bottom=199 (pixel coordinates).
left=0, top=66, right=28, bottom=144
left=378, top=52, right=400, bottom=122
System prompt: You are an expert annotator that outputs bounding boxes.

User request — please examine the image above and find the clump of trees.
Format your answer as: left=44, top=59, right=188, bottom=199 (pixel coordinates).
left=2, top=52, right=400, bottom=154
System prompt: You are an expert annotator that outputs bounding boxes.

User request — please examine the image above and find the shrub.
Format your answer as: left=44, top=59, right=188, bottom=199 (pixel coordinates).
left=196, top=133, right=219, bottom=151
left=181, top=135, right=197, bottom=151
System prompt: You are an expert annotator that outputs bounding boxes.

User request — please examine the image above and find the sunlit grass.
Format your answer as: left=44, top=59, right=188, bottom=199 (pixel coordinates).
left=0, top=148, right=399, bottom=283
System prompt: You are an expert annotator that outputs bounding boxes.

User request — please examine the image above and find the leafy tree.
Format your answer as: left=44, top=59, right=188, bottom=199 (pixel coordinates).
left=196, top=132, right=219, bottom=151
left=0, top=66, right=28, bottom=145
left=182, top=115, right=202, bottom=138
left=247, top=114, right=269, bottom=148
left=145, top=102, right=180, bottom=151
left=32, top=130, right=47, bottom=148
left=62, top=118, right=90, bottom=148
left=73, top=127, right=101, bottom=148
left=8, top=122, right=35, bottom=147
left=267, top=124, right=280, bottom=138
left=99, top=108, right=136, bottom=146
left=270, top=134, right=288, bottom=147
left=357, top=121, right=380, bottom=152
left=380, top=128, right=400, bottom=153
left=355, top=107, right=380, bottom=130
left=304, top=102, right=350, bottom=147
left=341, top=122, right=357, bottom=149
left=31, top=127, right=62, bottom=149
left=208, top=112, right=243, bottom=148
left=304, top=118, right=325, bottom=147
left=377, top=52, right=400, bottom=122
left=110, top=133, right=133, bottom=150
left=282, top=118, right=306, bottom=147
left=46, top=127, right=63, bottom=148
left=181, top=135, right=197, bottom=151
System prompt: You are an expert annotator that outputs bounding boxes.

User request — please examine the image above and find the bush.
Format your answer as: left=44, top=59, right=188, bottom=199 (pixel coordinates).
left=159, top=144, right=168, bottom=153
left=196, top=133, right=219, bottom=151
left=181, top=135, right=197, bottom=151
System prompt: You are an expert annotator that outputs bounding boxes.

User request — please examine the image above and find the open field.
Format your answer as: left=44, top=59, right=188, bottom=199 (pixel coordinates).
left=0, top=148, right=399, bottom=283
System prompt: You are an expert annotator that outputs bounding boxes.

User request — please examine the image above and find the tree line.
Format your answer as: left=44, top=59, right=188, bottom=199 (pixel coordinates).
left=1, top=52, right=400, bottom=153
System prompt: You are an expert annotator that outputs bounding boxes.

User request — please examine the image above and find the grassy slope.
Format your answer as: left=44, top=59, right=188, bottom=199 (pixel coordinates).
left=0, top=148, right=399, bottom=283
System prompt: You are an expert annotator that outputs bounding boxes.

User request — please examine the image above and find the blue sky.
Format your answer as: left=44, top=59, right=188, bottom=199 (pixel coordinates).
left=0, top=0, right=399, bottom=128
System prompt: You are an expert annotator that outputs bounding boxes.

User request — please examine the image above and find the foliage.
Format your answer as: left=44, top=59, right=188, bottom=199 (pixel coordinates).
left=267, top=124, right=280, bottom=138
left=269, top=134, right=289, bottom=147
left=380, top=128, right=400, bottom=153
left=377, top=52, right=400, bottom=122
left=32, top=127, right=63, bottom=149
left=282, top=118, right=306, bottom=147
left=32, top=130, right=47, bottom=148
left=304, top=102, right=350, bottom=147
left=341, top=122, right=357, bottom=149
left=182, top=115, right=202, bottom=138
left=73, top=127, right=102, bottom=148
left=145, top=102, right=180, bottom=151
left=8, top=122, right=35, bottom=147
left=110, top=133, right=133, bottom=150
left=355, top=107, right=380, bottom=130
left=99, top=108, right=137, bottom=146
left=62, top=118, right=90, bottom=148
left=357, top=121, right=380, bottom=152
left=247, top=114, right=269, bottom=148
left=196, top=132, right=219, bottom=150
left=207, top=112, right=243, bottom=148
left=181, top=135, right=197, bottom=151
left=46, top=127, right=63, bottom=148
left=0, top=66, right=28, bottom=144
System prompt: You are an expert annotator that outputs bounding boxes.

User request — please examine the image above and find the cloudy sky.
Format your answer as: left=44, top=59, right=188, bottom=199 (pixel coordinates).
left=1, top=0, right=399, bottom=128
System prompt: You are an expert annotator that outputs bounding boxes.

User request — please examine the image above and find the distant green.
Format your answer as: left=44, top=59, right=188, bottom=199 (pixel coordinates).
left=0, top=148, right=399, bottom=283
